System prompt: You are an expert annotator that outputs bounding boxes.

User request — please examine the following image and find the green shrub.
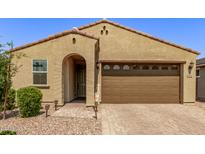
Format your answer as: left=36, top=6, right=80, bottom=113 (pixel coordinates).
left=0, top=86, right=4, bottom=112
left=0, top=74, right=4, bottom=102
left=0, top=88, right=3, bottom=103
left=0, top=102, right=3, bottom=112
left=6, top=88, right=16, bottom=110
left=0, top=130, right=16, bottom=135
left=17, top=86, right=42, bottom=117
left=0, top=88, right=16, bottom=112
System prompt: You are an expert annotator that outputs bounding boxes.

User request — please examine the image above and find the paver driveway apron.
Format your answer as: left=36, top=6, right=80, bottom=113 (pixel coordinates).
left=100, top=103, right=205, bottom=135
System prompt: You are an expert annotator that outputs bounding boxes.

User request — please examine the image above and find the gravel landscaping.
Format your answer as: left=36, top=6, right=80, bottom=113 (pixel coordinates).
left=1, top=102, right=205, bottom=135
left=0, top=104, right=102, bottom=135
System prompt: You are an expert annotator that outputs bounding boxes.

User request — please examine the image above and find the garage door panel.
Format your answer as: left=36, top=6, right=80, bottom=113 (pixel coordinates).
left=102, top=76, right=179, bottom=104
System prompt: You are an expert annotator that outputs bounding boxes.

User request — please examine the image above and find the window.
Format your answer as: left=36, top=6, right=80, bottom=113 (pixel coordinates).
left=113, top=65, right=120, bottom=70
left=152, top=65, right=159, bottom=70
left=171, top=65, right=178, bottom=70
left=161, top=66, right=169, bottom=70
left=123, top=65, right=130, bottom=70
left=103, top=65, right=110, bottom=70
left=132, top=65, right=140, bottom=70
left=33, top=60, right=47, bottom=85
left=142, top=65, right=149, bottom=70
left=196, top=69, right=200, bottom=78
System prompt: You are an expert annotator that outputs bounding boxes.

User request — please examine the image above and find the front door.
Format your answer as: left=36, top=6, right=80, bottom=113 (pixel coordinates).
left=76, top=65, right=86, bottom=97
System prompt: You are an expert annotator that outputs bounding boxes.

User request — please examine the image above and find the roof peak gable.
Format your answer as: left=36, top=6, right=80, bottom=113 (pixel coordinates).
left=78, top=19, right=200, bottom=55
left=11, top=19, right=200, bottom=55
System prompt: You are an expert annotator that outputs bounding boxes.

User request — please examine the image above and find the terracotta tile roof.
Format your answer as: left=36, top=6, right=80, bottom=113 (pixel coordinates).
left=11, top=30, right=99, bottom=52
left=197, top=58, right=205, bottom=66
left=11, top=19, right=200, bottom=55
left=78, top=19, right=200, bottom=55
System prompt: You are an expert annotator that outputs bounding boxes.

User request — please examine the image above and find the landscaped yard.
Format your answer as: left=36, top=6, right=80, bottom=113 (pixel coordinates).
left=0, top=104, right=101, bottom=135
left=1, top=102, right=205, bottom=135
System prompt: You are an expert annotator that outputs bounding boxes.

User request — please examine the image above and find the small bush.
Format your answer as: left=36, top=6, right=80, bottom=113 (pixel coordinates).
left=6, top=88, right=16, bottom=110
left=17, top=86, right=42, bottom=117
left=0, top=103, right=3, bottom=112
left=0, top=88, right=3, bottom=105
left=0, top=88, right=16, bottom=112
left=0, top=86, right=4, bottom=112
left=0, top=130, right=16, bottom=135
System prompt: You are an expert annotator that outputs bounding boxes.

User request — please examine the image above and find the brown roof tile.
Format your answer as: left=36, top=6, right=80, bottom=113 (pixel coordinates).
left=11, top=30, right=99, bottom=52
left=197, top=58, right=205, bottom=65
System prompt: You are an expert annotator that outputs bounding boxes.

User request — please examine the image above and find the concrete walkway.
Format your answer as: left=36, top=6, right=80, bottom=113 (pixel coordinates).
left=51, top=101, right=96, bottom=119
left=100, top=103, right=205, bottom=135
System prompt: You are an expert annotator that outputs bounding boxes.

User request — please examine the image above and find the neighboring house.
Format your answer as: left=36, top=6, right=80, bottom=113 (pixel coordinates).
left=11, top=19, right=199, bottom=106
left=196, top=58, right=205, bottom=101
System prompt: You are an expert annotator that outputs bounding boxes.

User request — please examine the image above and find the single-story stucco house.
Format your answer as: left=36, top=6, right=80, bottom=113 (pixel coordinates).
left=196, top=58, right=205, bottom=101
left=11, top=19, right=199, bottom=106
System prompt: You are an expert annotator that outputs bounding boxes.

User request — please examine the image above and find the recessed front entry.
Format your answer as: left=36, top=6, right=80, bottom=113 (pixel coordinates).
left=63, top=54, right=86, bottom=103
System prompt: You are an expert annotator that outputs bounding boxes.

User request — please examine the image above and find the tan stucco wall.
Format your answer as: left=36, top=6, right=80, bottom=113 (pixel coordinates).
left=81, top=23, right=197, bottom=103
left=12, top=34, right=97, bottom=106
left=12, top=21, right=198, bottom=105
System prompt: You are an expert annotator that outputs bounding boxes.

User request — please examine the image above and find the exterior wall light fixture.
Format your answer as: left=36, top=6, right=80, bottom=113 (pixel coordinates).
left=188, top=61, right=194, bottom=74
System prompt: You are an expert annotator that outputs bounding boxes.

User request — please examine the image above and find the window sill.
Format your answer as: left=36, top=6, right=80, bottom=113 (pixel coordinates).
left=31, top=84, right=50, bottom=89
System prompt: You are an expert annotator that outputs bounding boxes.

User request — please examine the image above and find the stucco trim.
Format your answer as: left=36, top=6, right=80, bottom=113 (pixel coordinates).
left=99, top=60, right=186, bottom=64
left=11, top=30, right=99, bottom=52
left=78, top=19, right=200, bottom=55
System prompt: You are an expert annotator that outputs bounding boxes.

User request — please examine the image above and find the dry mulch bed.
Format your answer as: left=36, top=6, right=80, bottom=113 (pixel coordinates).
left=0, top=105, right=102, bottom=135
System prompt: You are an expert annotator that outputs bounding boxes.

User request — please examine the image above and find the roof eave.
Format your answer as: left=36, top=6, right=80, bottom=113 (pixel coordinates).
left=11, top=30, right=99, bottom=52
left=197, top=64, right=205, bottom=67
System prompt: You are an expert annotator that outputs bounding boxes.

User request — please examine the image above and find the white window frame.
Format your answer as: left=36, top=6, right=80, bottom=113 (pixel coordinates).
left=32, top=59, right=48, bottom=85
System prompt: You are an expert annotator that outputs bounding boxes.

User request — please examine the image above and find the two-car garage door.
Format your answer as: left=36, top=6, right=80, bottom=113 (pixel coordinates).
left=102, top=63, right=180, bottom=104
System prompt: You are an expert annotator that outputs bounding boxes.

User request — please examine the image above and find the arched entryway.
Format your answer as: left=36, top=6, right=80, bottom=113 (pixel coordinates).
left=62, top=54, right=86, bottom=103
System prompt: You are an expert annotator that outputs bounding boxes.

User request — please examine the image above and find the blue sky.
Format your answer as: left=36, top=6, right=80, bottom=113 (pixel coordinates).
left=0, top=18, right=205, bottom=58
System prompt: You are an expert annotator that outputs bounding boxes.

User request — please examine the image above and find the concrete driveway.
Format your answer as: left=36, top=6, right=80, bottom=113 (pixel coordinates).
left=100, top=102, right=205, bottom=135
